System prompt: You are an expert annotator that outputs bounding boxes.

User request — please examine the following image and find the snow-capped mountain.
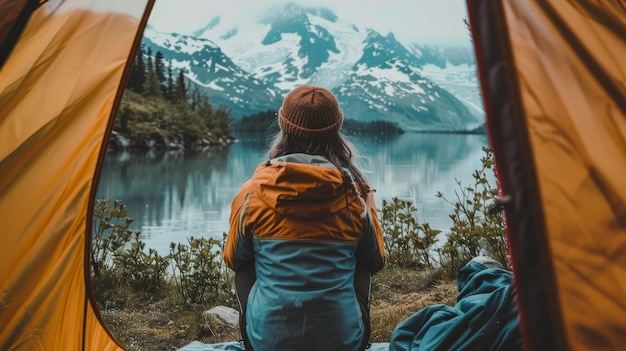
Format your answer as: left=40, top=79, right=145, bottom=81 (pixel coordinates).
left=193, top=2, right=368, bottom=93
left=333, top=31, right=476, bottom=131
left=144, top=2, right=484, bottom=131
left=142, top=28, right=283, bottom=115
left=408, top=44, right=484, bottom=119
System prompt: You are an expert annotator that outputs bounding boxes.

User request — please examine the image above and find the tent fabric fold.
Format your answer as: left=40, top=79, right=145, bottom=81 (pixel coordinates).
left=0, top=0, right=41, bottom=69
left=0, top=0, right=153, bottom=349
left=468, top=0, right=626, bottom=350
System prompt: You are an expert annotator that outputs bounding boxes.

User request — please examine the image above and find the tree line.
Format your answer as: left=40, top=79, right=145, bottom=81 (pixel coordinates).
left=232, top=109, right=405, bottom=137
left=115, top=45, right=234, bottom=150
left=126, top=46, right=189, bottom=103
left=119, top=45, right=404, bottom=149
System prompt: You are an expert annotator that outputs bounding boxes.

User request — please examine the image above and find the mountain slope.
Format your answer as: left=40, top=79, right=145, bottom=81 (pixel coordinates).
left=335, top=31, right=477, bottom=131
left=142, top=27, right=283, bottom=117
left=145, top=2, right=483, bottom=131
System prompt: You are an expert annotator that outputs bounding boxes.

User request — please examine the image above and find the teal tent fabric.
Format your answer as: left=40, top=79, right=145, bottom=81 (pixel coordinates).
left=389, top=259, right=522, bottom=351
left=177, top=341, right=243, bottom=350
left=177, top=341, right=391, bottom=351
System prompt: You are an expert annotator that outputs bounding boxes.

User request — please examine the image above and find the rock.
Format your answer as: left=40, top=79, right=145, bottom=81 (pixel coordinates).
left=204, top=306, right=239, bottom=326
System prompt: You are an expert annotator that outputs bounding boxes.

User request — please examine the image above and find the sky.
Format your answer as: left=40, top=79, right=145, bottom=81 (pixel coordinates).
left=148, top=0, right=471, bottom=46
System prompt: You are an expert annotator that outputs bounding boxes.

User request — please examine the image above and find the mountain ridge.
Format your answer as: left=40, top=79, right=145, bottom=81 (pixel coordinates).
left=144, top=2, right=484, bottom=132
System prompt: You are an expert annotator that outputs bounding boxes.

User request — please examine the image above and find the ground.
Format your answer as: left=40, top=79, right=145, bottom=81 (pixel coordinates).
left=101, top=267, right=458, bottom=351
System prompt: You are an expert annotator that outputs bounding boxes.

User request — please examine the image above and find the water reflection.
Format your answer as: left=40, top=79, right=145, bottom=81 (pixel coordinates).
left=97, top=132, right=489, bottom=255
left=356, top=133, right=490, bottom=228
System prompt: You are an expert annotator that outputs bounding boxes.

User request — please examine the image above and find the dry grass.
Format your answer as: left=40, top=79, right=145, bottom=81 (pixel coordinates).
left=369, top=266, right=458, bottom=342
left=101, top=266, right=458, bottom=350
left=101, top=299, right=241, bottom=351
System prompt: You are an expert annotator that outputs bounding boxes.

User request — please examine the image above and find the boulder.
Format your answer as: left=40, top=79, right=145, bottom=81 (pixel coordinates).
left=204, top=306, right=239, bottom=326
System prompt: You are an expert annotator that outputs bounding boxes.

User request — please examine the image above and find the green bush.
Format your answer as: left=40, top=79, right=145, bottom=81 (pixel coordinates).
left=436, top=147, right=508, bottom=270
left=92, top=198, right=170, bottom=306
left=380, top=198, right=440, bottom=268
left=114, top=231, right=169, bottom=295
left=91, top=200, right=234, bottom=310
left=168, top=237, right=231, bottom=306
left=380, top=146, right=507, bottom=273
left=91, top=198, right=137, bottom=278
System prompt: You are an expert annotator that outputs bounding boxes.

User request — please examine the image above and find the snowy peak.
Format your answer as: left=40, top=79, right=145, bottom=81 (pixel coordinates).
left=334, top=30, right=477, bottom=131
left=260, top=2, right=339, bottom=27
left=142, top=27, right=283, bottom=117
left=258, top=3, right=341, bottom=79
left=147, top=29, right=219, bottom=55
left=358, top=30, right=423, bottom=69
left=144, top=2, right=484, bottom=130
left=193, top=2, right=367, bottom=92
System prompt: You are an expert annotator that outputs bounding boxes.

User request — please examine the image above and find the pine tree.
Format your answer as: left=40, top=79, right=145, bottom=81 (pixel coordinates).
left=188, top=82, right=204, bottom=110
left=142, top=48, right=162, bottom=98
left=154, top=51, right=166, bottom=95
left=145, top=47, right=153, bottom=73
left=175, top=70, right=187, bottom=103
left=166, top=60, right=175, bottom=101
left=128, top=44, right=146, bottom=92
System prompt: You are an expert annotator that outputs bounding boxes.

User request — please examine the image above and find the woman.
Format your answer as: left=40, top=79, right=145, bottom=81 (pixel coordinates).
left=224, top=85, right=386, bottom=351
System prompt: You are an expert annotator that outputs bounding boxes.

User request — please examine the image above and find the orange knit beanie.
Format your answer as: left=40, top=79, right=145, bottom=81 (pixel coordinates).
left=278, top=85, right=343, bottom=140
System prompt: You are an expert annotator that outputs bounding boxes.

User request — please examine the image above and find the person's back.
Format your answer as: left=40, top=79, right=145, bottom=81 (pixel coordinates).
left=224, top=85, right=386, bottom=351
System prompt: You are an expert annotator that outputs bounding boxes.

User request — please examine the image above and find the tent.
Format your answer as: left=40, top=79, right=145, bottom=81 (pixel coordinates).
left=0, top=0, right=154, bottom=349
left=467, top=1, right=626, bottom=350
left=0, top=0, right=624, bottom=350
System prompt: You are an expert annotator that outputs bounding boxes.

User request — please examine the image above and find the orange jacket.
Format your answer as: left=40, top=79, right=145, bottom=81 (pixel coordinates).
left=224, top=153, right=386, bottom=271
left=224, top=153, right=386, bottom=350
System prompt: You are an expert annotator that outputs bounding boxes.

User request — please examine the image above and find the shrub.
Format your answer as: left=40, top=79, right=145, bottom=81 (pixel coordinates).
left=114, top=231, right=169, bottom=296
left=379, top=198, right=440, bottom=269
left=379, top=146, right=507, bottom=273
left=436, top=147, right=508, bottom=270
left=168, top=237, right=230, bottom=306
left=92, top=200, right=233, bottom=309
left=91, top=198, right=137, bottom=279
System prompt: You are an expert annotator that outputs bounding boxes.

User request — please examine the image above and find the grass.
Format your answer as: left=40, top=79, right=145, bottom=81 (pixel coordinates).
left=370, top=267, right=458, bottom=342
left=100, top=266, right=459, bottom=351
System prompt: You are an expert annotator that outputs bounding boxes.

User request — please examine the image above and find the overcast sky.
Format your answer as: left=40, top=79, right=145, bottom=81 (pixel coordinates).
left=148, top=0, right=471, bottom=46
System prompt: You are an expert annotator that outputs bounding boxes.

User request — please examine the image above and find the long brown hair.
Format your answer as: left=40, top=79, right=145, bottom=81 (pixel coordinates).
left=267, top=130, right=374, bottom=216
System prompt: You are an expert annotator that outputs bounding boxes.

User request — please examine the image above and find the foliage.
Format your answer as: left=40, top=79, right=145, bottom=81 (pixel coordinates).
left=379, top=198, right=440, bottom=268
left=91, top=198, right=169, bottom=306
left=142, top=48, right=163, bottom=99
left=114, top=231, right=169, bottom=295
left=91, top=198, right=137, bottom=278
left=232, top=109, right=404, bottom=137
left=380, top=146, right=507, bottom=273
left=168, top=237, right=231, bottom=306
left=115, top=90, right=233, bottom=151
left=118, top=46, right=233, bottom=150
left=91, top=199, right=234, bottom=310
left=436, top=146, right=507, bottom=270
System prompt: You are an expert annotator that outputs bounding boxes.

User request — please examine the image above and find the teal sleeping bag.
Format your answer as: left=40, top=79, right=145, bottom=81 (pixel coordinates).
left=389, top=258, right=522, bottom=351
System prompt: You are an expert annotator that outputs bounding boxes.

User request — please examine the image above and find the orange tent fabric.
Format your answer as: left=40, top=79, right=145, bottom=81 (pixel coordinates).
left=0, top=0, right=153, bottom=349
left=468, top=1, right=626, bottom=350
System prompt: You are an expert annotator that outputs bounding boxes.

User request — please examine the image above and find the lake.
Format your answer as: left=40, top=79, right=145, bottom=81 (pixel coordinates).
left=96, top=132, right=491, bottom=255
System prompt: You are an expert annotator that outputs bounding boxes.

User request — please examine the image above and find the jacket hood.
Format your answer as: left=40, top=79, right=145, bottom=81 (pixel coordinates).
left=248, top=153, right=364, bottom=220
